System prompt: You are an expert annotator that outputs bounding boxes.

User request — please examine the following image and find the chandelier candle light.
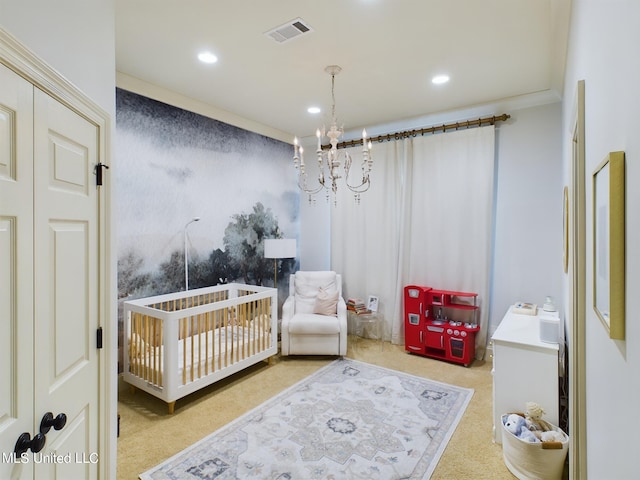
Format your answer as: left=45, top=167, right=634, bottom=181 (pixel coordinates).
left=293, top=65, right=373, bottom=205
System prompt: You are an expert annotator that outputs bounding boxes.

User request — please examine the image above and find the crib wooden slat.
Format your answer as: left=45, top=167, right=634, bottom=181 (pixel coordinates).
left=182, top=318, right=187, bottom=386
left=190, top=316, right=195, bottom=383
left=258, top=299, right=263, bottom=352
left=251, top=301, right=256, bottom=355
left=260, top=298, right=264, bottom=352
left=130, top=313, right=135, bottom=377
left=239, top=302, right=245, bottom=360
left=131, top=313, right=138, bottom=377
left=234, top=306, right=238, bottom=363
left=252, top=300, right=257, bottom=356
left=158, top=319, right=163, bottom=387
left=152, top=317, right=157, bottom=385
left=197, top=314, right=202, bottom=380
left=202, top=312, right=208, bottom=377
left=137, top=313, right=142, bottom=377
left=248, top=300, right=253, bottom=356
left=229, top=306, right=234, bottom=366
left=262, top=298, right=267, bottom=351
left=206, top=311, right=211, bottom=376
left=213, top=309, right=218, bottom=372
left=143, top=315, right=149, bottom=382
left=257, top=299, right=261, bottom=352
left=265, top=297, right=270, bottom=351
left=255, top=300, right=260, bottom=353
left=221, top=307, right=226, bottom=369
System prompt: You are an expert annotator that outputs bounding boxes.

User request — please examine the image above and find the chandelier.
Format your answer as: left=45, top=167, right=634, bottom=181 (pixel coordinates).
left=293, top=65, right=373, bottom=205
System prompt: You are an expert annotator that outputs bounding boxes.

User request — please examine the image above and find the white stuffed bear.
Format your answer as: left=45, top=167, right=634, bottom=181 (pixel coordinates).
left=540, top=430, right=566, bottom=443
left=525, top=401, right=554, bottom=432
left=503, top=413, right=540, bottom=443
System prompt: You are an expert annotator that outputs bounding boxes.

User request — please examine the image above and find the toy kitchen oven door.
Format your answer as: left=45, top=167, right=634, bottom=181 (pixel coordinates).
left=404, top=285, right=479, bottom=367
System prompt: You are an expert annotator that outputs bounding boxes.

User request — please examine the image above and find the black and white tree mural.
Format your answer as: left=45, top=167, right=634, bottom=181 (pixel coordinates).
left=115, top=89, right=299, bottom=299
left=224, top=202, right=280, bottom=286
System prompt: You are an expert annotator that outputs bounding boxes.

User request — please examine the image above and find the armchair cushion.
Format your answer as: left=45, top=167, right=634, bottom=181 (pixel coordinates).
left=288, top=314, right=342, bottom=334
left=294, top=271, right=338, bottom=314
left=313, top=287, right=339, bottom=316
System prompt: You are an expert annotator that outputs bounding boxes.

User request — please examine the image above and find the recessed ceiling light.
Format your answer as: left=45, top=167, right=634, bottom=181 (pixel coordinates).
left=432, top=74, right=450, bottom=85
left=198, top=51, right=218, bottom=64
left=307, top=106, right=321, bottom=114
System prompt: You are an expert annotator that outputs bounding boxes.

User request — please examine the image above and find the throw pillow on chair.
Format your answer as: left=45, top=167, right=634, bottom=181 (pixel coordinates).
left=314, top=287, right=338, bottom=316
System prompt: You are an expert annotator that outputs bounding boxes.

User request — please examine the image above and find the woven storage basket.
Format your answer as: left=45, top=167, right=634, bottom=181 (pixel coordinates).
left=501, top=414, right=569, bottom=480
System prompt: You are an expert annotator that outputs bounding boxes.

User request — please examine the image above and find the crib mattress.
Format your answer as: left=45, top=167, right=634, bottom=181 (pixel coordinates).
left=129, top=325, right=271, bottom=382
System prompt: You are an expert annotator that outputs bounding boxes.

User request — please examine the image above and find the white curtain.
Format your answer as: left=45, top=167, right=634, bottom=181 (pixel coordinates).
left=331, top=126, right=495, bottom=358
left=331, top=139, right=412, bottom=341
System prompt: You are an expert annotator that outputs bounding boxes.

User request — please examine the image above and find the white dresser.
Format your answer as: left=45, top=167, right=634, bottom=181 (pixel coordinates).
left=492, top=307, right=560, bottom=444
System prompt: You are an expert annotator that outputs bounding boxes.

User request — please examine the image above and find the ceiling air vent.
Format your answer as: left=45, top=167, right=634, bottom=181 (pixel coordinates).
left=264, top=18, right=313, bottom=43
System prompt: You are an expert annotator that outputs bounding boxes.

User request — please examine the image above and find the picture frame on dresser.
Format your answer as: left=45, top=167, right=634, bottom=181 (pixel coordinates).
left=592, top=151, right=625, bottom=340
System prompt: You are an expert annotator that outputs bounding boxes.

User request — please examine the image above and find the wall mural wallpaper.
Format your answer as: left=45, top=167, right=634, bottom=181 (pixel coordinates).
left=115, top=88, right=299, bottom=366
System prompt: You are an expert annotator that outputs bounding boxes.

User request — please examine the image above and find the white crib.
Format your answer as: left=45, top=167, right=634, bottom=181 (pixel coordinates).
left=123, top=283, right=277, bottom=413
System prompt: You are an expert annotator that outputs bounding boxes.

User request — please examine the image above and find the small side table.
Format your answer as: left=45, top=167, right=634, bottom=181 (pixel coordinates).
left=348, top=311, right=383, bottom=352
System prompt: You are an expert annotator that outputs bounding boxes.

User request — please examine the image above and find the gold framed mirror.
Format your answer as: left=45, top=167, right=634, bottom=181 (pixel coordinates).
left=592, top=151, right=625, bottom=339
left=563, top=186, right=569, bottom=273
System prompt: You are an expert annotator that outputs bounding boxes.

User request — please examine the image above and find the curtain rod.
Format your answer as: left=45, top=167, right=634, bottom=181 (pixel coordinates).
left=335, top=113, right=511, bottom=150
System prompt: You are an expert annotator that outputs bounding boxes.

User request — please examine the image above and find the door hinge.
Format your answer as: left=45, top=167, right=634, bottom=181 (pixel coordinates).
left=95, top=162, right=109, bottom=186
left=97, top=327, right=103, bottom=349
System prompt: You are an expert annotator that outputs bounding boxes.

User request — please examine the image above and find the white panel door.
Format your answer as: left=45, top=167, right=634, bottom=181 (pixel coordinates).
left=0, top=62, right=35, bottom=480
left=0, top=64, right=101, bottom=480
left=32, top=88, right=100, bottom=479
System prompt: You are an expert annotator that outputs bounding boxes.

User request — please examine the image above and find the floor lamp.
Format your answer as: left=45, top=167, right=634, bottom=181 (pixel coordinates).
left=264, top=238, right=297, bottom=286
left=184, top=217, right=200, bottom=291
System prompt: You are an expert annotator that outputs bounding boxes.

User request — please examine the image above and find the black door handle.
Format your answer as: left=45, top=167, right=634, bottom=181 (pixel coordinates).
left=14, top=432, right=46, bottom=456
left=13, top=412, right=67, bottom=458
left=40, top=412, right=67, bottom=434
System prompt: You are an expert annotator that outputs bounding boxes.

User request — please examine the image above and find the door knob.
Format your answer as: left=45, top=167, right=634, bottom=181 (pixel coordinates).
left=40, top=412, right=67, bottom=434
left=14, top=432, right=46, bottom=456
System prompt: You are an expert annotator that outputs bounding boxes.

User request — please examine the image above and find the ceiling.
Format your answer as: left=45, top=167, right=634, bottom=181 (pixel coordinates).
left=115, top=0, right=571, bottom=143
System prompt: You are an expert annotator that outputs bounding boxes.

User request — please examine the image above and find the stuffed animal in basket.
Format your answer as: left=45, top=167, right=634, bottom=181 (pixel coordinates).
left=523, top=402, right=568, bottom=444
left=525, top=401, right=554, bottom=432
left=503, top=413, right=540, bottom=443
left=540, top=430, right=565, bottom=443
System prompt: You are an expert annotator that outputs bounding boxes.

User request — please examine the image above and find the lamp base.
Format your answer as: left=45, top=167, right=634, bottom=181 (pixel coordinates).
left=273, top=258, right=277, bottom=287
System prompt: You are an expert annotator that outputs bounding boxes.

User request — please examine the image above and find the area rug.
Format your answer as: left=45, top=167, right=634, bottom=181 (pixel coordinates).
left=140, top=358, right=474, bottom=480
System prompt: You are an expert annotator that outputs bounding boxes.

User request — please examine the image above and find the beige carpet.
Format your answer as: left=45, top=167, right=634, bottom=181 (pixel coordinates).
left=117, top=338, right=514, bottom=479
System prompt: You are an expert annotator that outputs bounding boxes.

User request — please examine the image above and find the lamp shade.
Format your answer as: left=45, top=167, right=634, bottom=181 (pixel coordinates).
left=264, top=238, right=297, bottom=259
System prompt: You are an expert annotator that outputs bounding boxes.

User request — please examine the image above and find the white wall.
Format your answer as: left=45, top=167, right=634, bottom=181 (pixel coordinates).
left=299, top=197, right=331, bottom=271
left=490, top=102, right=564, bottom=333
left=300, top=102, right=564, bottom=337
left=563, top=1, right=640, bottom=478
left=0, top=0, right=115, bottom=115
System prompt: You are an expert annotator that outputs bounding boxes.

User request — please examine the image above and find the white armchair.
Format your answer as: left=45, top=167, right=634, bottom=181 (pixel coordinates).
left=281, top=271, right=347, bottom=356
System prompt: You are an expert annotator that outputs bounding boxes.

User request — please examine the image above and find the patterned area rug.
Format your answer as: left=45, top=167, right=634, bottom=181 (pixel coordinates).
left=140, top=359, right=473, bottom=480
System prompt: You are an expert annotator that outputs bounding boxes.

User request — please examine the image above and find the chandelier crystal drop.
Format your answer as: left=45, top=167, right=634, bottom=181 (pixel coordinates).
left=293, top=65, right=373, bottom=205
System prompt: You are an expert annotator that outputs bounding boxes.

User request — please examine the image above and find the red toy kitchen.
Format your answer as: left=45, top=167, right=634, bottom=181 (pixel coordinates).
left=404, top=285, right=479, bottom=367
